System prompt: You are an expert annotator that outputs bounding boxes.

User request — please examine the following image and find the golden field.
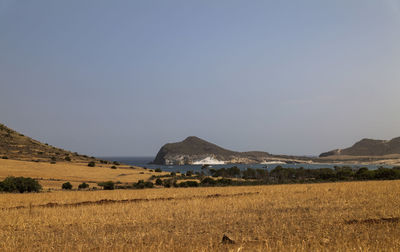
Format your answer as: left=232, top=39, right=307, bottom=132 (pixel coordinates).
left=0, top=180, right=400, bottom=251
left=0, top=159, right=166, bottom=189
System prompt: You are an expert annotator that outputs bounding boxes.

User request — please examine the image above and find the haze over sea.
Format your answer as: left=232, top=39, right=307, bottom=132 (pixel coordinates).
left=103, top=157, right=392, bottom=174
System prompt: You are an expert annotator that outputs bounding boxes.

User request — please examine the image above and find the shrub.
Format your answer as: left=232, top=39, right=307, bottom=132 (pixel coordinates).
left=113, top=161, right=120, bottom=165
left=186, top=181, right=199, bottom=187
left=170, top=172, right=176, bottom=176
left=111, top=166, right=117, bottom=169
left=155, top=168, right=162, bottom=173
left=133, top=180, right=154, bottom=189
left=88, top=161, right=96, bottom=167
left=0, top=176, right=42, bottom=193
left=2, top=156, right=8, bottom=159
left=201, top=177, right=217, bottom=186
left=186, top=171, right=193, bottom=177
left=179, top=181, right=188, bottom=187
left=217, top=178, right=233, bottom=185
left=78, top=182, right=89, bottom=190
left=51, top=157, right=56, bottom=161
left=98, top=181, right=115, bottom=190
left=163, top=179, right=173, bottom=188
left=155, top=178, right=163, bottom=185
left=62, top=182, right=73, bottom=190
left=179, top=181, right=199, bottom=187
left=64, top=156, right=71, bottom=162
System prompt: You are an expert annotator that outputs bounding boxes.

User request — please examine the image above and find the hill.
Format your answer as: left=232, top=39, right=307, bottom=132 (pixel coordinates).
left=0, top=123, right=96, bottom=163
left=153, top=136, right=312, bottom=165
left=320, top=137, right=400, bottom=157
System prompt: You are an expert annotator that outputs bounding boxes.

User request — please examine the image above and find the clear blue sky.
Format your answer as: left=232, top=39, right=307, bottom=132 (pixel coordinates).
left=1, top=0, right=400, bottom=156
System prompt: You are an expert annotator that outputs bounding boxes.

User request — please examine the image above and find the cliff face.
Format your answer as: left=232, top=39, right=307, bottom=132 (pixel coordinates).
left=320, top=137, right=400, bottom=157
left=153, top=136, right=310, bottom=165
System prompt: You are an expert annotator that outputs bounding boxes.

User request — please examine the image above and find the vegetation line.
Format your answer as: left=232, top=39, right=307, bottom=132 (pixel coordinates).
left=2, top=192, right=260, bottom=210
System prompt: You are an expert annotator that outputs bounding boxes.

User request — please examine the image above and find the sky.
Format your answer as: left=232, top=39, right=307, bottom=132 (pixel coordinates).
left=1, top=0, right=400, bottom=157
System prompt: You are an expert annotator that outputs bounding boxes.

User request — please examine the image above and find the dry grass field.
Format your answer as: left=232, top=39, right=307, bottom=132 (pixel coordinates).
left=0, top=180, right=399, bottom=251
left=0, top=159, right=165, bottom=190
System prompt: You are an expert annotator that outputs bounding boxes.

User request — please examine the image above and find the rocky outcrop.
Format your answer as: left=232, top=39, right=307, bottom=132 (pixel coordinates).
left=320, top=137, right=400, bottom=157
left=153, top=136, right=312, bottom=165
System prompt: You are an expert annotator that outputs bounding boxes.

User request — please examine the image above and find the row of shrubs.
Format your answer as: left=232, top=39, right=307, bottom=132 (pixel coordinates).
left=202, top=166, right=400, bottom=183
left=88, top=161, right=121, bottom=167
left=61, top=182, right=89, bottom=190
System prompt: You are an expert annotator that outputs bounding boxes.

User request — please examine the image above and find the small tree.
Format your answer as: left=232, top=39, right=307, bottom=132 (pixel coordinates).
left=62, top=182, right=73, bottom=190
left=98, top=181, right=114, bottom=190
left=155, top=178, right=163, bottom=185
left=64, top=156, right=71, bottom=162
left=78, top=182, right=89, bottom=190
left=0, top=176, right=42, bottom=193
left=88, top=161, right=96, bottom=167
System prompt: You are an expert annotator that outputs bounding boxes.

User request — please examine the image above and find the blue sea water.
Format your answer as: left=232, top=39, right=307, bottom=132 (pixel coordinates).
left=100, top=156, right=392, bottom=174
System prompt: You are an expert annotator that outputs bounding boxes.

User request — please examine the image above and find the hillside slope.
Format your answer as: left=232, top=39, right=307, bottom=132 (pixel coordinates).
left=320, top=137, right=400, bottom=157
left=0, top=123, right=95, bottom=163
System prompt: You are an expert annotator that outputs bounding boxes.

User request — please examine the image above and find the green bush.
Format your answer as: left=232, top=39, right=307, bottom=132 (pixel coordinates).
left=155, top=168, right=162, bottom=173
left=62, top=182, right=73, bottom=190
left=155, top=178, right=163, bottom=185
left=111, top=166, right=117, bottom=169
left=179, top=181, right=199, bottom=187
left=113, top=161, right=120, bottom=165
left=78, top=182, right=89, bottom=190
left=88, top=161, right=96, bottom=167
left=163, top=179, right=173, bottom=188
left=64, top=156, right=71, bottom=162
left=0, top=176, right=42, bottom=193
left=133, top=180, right=154, bottom=189
left=98, top=181, right=114, bottom=190
left=2, top=156, right=8, bottom=159
left=201, top=177, right=216, bottom=186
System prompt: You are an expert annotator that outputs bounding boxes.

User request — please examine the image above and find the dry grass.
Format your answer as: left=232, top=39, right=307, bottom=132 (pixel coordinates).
left=1, top=180, right=400, bottom=251
left=0, top=159, right=165, bottom=189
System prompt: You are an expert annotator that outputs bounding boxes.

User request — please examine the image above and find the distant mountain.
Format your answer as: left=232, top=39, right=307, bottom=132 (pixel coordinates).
left=319, top=137, right=400, bottom=157
left=153, top=136, right=311, bottom=165
left=0, top=123, right=97, bottom=163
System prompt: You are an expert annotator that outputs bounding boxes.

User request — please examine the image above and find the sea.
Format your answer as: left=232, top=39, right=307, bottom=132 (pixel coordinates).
left=101, top=157, right=393, bottom=174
